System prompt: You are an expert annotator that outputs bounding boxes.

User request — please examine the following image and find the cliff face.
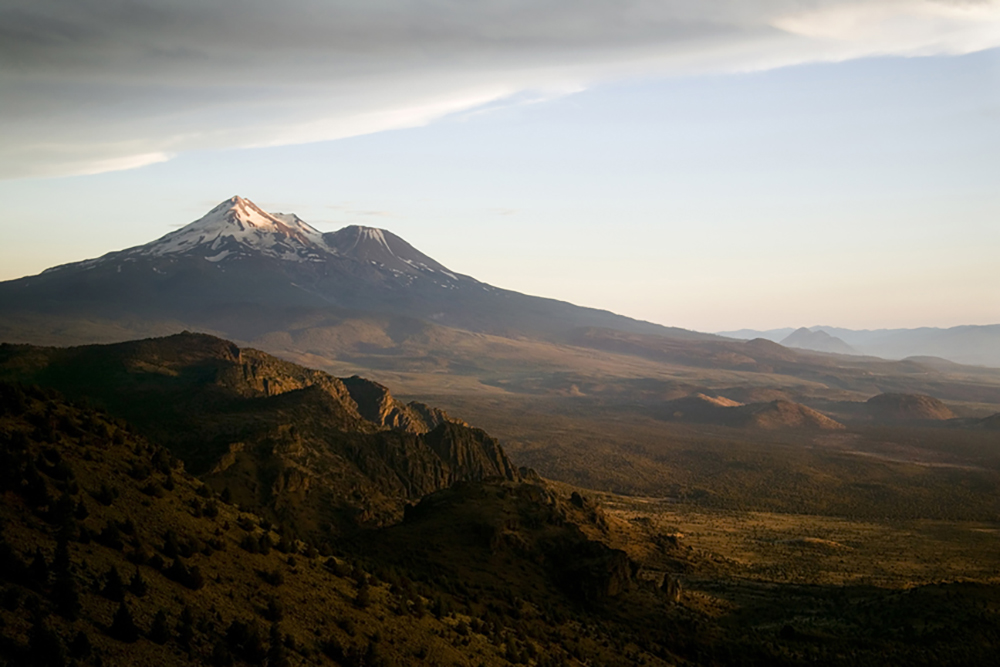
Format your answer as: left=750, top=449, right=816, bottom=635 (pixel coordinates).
left=382, top=480, right=636, bottom=605
left=0, top=332, right=518, bottom=534
left=340, top=375, right=459, bottom=434
left=422, top=421, right=519, bottom=486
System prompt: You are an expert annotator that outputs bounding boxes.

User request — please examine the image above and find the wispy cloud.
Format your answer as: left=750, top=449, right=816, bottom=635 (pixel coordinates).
left=2, top=0, right=997, bottom=179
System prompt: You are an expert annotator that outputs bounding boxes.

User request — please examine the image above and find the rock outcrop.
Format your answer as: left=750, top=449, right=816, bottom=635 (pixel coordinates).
left=389, top=480, right=638, bottom=604
left=0, top=332, right=519, bottom=534
left=341, top=375, right=459, bottom=434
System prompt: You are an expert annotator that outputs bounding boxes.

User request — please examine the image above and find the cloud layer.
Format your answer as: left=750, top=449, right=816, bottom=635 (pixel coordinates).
left=2, top=0, right=998, bottom=178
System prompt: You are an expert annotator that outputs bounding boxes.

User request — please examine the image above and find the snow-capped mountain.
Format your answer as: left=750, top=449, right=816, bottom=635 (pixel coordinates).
left=323, top=225, right=457, bottom=278
left=47, top=196, right=461, bottom=285
left=1, top=195, right=707, bottom=345
left=144, top=196, right=328, bottom=263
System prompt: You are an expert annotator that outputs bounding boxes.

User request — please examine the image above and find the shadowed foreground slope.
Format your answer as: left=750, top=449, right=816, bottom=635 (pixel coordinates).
left=0, top=333, right=518, bottom=534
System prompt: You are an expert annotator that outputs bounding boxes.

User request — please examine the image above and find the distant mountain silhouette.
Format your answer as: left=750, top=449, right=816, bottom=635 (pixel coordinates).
left=721, top=325, right=1000, bottom=367
left=780, top=327, right=856, bottom=355
left=0, top=195, right=710, bottom=345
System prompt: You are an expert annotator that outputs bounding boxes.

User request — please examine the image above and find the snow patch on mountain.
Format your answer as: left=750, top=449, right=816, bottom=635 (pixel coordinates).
left=39, top=196, right=473, bottom=290
left=139, top=196, right=328, bottom=262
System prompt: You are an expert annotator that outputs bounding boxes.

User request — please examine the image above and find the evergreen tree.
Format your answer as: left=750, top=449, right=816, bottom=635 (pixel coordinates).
left=177, top=605, right=195, bottom=649
left=267, top=621, right=290, bottom=667
left=354, top=580, right=372, bottom=609
left=110, top=601, right=140, bottom=642
left=74, top=497, right=89, bottom=520
left=149, top=609, right=171, bottom=645
left=52, top=563, right=81, bottom=619
left=129, top=568, right=148, bottom=597
left=51, top=531, right=80, bottom=621
left=29, top=614, right=67, bottom=667
left=265, top=596, right=284, bottom=622
left=29, top=547, right=49, bottom=588
left=49, top=492, right=76, bottom=530
left=101, top=566, right=126, bottom=602
left=52, top=533, right=71, bottom=573
left=212, top=638, right=235, bottom=666
left=69, top=630, right=93, bottom=660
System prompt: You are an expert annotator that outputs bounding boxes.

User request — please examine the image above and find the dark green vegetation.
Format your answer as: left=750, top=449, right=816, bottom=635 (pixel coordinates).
left=2, top=335, right=1000, bottom=665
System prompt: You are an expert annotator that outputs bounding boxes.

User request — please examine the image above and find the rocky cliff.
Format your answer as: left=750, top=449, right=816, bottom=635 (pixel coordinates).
left=0, top=333, right=519, bottom=534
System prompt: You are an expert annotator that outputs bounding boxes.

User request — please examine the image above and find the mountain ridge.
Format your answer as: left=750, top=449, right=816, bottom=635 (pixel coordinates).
left=0, top=332, right=520, bottom=534
left=721, top=324, right=1000, bottom=367
left=1, top=196, right=711, bottom=346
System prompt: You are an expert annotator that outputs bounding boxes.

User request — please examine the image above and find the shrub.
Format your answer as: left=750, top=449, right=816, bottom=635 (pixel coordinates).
left=241, top=535, right=259, bottom=554
left=98, top=522, right=124, bottom=550
left=93, top=483, right=118, bottom=506
left=166, top=558, right=205, bottom=590
left=354, top=582, right=372, bottom=609
left=258, top=568, right=284, bottom=587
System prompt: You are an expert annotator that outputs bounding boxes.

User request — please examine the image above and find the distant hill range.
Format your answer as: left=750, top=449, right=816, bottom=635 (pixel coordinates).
left=2, top=195, right=999, bottom=418
left=657, top=394, right=845, bottom=430
left=718, top=324, right=1000, bottom=368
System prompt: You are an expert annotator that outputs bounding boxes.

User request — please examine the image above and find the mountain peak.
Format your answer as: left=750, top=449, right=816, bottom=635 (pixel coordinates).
left=780, top=327, right=856, bottom=356
left=140, top=196, right=327, bottom=263
left=323, top=224, right=457, bottom=277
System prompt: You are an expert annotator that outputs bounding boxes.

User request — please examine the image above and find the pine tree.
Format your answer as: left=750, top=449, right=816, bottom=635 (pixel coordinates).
left=212, top=639, right=235, bottom=667
left=29, top=547, right=49, bottom=588
left=265, top=596, right=284, bottom=622
left=177, top=605, right=195, bottom=649
left=129, top=568, right=148, bottom=597
left=74, top=497, right=89, bottom=520
left=149, top=609, right=171, bottom=644
left=52, top=562, right=81, bottom=619
left=69, top=630, right=93, bottom=659
left=29, top=613, right=67, bottom=667
left=49, top=492, right=76, bottom=530
left=267, top=621, right=290, bottom=667
left=110, top=601, right=140, bottom=642
left=101, top=566, right=126, bottom=602
left=354, top=579, right=372, bottom=609
left=52, top=533, right=71, bottom=573
left=50, top=536, right=77, bottom=619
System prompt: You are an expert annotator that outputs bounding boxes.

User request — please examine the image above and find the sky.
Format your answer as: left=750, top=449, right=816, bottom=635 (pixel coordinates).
left=1, top=0, right=998, bottom=332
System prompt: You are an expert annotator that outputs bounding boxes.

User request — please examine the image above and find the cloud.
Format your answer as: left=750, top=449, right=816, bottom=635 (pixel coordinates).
left=1, top=0, right=998, bottom=179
